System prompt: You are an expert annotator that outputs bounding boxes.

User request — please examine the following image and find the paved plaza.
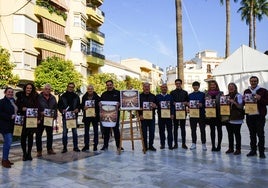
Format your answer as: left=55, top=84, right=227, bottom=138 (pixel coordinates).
left=0, top=121, right=267, bottom=188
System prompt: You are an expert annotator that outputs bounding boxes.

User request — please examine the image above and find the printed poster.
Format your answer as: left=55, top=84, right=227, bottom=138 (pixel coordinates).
left=26, top=108, right=38, bottom=128
left=85, top=100, right=95, bottom=117
left=120, top=90, right=140, bottom=110
left=100, top=101, right=118, bottom=127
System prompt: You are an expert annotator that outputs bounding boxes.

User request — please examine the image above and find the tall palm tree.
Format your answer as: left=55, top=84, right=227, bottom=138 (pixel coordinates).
left=220, top=0, right=238, bottom=58
left=238, top=0, right=268, bottom=49
left=175, top=0, right=184, bottom=84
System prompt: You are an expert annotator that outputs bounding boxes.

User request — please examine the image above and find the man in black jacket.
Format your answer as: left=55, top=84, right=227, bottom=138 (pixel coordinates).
left=100, top=80, right=121, bottom=151
left=58, top=82, right=80, bottom=153
left=170, top=79, right=189, bottom=149
left=139, top=82, right=157, bottom=151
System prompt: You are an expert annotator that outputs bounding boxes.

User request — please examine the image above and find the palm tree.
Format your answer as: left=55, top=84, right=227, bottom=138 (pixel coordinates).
left=175, top=0, right=184, bottom=84
left=238, top=0, right=268, bottom=49
left=220, top=0, right=238, bottom=58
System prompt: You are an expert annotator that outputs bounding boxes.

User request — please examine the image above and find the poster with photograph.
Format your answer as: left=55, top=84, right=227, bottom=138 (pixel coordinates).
left=142, top=101, right=153, bottom=120
left=26, top=108, right=38, bottom=128
left=100, top=101, right=118, bottom=127
left=244, top=93, right=258, bottom=114
left=205, top=99, right=216, bottom=118
left=65, top=111, right=76, bottom=129
left=120, top=90, right=140, bottom=110
left=220, top=96, right=230, bottom=115
left=85, top=100, right=95, bottom=117
left=189, top=100, right=199, bottom=118
left=160, top=101, right=170, bottom=118
left=13, top=115, right=24, bottom=136
left=43, top=108, right=55, bottom=127
left=175, top=102, right=186, bottom=119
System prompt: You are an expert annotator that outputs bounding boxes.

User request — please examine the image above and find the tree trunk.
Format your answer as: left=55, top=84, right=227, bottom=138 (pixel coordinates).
left=175, top=0, right=184, bottom=85
left=249, top=0, right=253, bottom=47
left=253, top=14, right=256, bottom=49
left=225, top=0, right=230, bottom=57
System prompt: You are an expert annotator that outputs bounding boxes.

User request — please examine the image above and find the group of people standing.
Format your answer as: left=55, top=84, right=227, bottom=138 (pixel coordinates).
left=142, top=76, right=267, bottom=160
left=0, top=76, right=267, bottom=168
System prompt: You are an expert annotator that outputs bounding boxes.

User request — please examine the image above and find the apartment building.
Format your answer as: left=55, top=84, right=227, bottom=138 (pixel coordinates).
left=166, top=50, right=224, bottom=92
left=120, top=58, right=164, bottom=93
left=0, top=0, right=105, bottom=86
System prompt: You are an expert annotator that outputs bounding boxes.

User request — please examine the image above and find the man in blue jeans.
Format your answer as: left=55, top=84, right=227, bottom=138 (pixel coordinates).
left=58, top=82, right=80, bottom=153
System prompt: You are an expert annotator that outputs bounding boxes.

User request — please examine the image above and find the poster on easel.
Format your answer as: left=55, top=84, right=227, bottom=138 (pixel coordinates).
left=85, top=100, right=95, bottom=117
left=120, top=90, right=140, bottom=110
left=244, top=93, right=258, bottom=115
left=189, top=100, right=200, bottom=118
left=65, top=111, right=77, bottom=129
left=175, top=102, right=186, bottom=119
left=205, top=99, right=216, bottom=118
left=160, top=101, right=170, bottom=118
left=26, top=108, right=38, bottom=128
left=100, top=101, right=118, bottom=127
left=13, top=115, right=24, bottom=136
left=43, top=108, right=55, bottom=127
left=220, top=96, right=230, bottom=115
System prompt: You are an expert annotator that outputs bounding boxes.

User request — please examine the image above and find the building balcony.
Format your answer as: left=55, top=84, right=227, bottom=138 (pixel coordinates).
left=85, top=28, right=105, bottom=45
left=89, top=0, right=104, bottom=7
left=86, top=51, right=105, bottom=67
left=34, top=33, right=66, bottom=55
left=34, top=5, right=66, bottom=26
left=86, top=5, right=105, bottom=26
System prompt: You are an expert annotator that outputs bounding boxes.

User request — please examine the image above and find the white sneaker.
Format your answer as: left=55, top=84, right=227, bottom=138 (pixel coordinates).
left=202, top=144, right=207, bottom=151
left=190, top=143, right=196, bottom=150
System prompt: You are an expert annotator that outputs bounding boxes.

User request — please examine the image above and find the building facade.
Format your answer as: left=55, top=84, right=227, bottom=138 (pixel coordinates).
left=166, top=50, right=224, bottom=92
left=0, top=0, right=105, bottom=86
left=120, top=58, right=164, bottom=93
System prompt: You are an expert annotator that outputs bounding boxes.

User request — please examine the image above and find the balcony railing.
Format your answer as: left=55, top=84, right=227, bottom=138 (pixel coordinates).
left=85, top=51, right=105, bottom=60
left=86, top=27, right=105, bottom=38
left=37, top=33, right=66, bottom=46
left=86, top=4, right=105, bottom=17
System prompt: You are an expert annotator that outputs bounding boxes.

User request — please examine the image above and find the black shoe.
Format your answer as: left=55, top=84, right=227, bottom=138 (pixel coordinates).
left=169, top=147, right=173, bottom=150
left=23, top=153, right=27, bottom=161
left=61, top=147, right=68, bottom=153
left=246, top=150, right=257, bottom=157
left=160, top=145, right=165, bottom=149
left=216, top=146, right=221, bottom=152
left=73, top=148, right=80, bottom=152
left=173, top=144, right=178, bottom=149
left=211, top=147, right=217, bottom=152
left=149, top=146, right=157, bottom=151
left=27, top=154, right=32, bottom=161
left=93, top=146, right=98, bottom=151
left=82, top=146, right=89, bottom=152
left=225, top=149, right=234, bottom=154
left=259, top=153, right=266, bottom=158
left=100, top=146, right=107, bottom=151
left=182, top=144, right=188, bottom=150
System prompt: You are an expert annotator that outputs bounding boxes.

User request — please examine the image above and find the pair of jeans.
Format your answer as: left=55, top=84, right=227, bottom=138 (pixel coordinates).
left=246, top=115, right=266, bottom=153
left=158, top=118, right=173, bottom=148
left=189, top=117, right=206, bottom=144
left=1, top=133, right=12, bottom=160
left=36, top=123, right=53, bottom=151
left=207, top=118, right=222, bottom=148
left=226, top=123, right=242, bottom=150
left=62, top=117, right=78, bottom=148
left=84, top=117, right=99, bottom=147
left=21, top=127, right=34, bottom=155
left=173, top=119, right=186, bottom=145
left=141, top=119, right=155, bottom=149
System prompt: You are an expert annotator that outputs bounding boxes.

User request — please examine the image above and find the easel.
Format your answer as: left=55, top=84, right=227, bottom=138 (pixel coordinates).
left=118, top=110, right=146, bottom=154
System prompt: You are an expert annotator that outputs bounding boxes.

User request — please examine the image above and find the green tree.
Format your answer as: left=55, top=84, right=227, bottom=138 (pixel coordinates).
left=175, top=0, right=184, bottom=85
left=87, top=73, right=126, bottom=95
left=34, top=56, right=82, bottom=94
left=0, top=46, right=19, bottom=88
left=124, top=75, right=143, bottom=91
left=220, top=0, right=238, bottom=57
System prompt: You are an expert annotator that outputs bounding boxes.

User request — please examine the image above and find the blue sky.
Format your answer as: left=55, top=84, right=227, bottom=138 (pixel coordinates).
left=101, top=0, right=268, bottom=70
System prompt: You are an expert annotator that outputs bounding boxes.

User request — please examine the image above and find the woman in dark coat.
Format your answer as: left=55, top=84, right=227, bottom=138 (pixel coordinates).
left=16, top=83, right=39, bottom=161
left=0, top=87, right=17, bottom=168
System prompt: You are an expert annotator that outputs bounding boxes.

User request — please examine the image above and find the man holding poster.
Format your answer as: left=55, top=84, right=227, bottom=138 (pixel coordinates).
left=100, top=80, right=121, bottom=151
left=36, top=84, right=57, bottom=157
left=58, top=83, right=80, bottom=153
left=244, top=76, right=268, bottom=158
left=156, top=84, right=174, bottom=150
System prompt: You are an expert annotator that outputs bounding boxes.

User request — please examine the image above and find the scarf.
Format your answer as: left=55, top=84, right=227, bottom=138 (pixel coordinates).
left=208, top=90, right=220, bottom=97
left=248, top=85, right=260, bottom=95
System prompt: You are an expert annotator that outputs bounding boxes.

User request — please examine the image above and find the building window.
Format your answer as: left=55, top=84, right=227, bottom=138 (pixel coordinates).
left=74, top=15, right=80, bottom=27
left=81, top=42, right=87, bottom=54
left=207, top=64, right=211, bottom=73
